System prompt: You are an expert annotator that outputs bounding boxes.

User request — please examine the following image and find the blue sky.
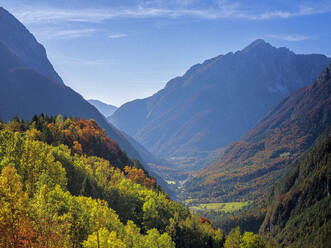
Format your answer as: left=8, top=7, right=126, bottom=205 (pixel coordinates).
left=1, top=0, right=331, bottom=106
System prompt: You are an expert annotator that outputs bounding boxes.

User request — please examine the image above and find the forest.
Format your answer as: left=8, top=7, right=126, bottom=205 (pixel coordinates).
left=0, top=115, right=265, bottom=248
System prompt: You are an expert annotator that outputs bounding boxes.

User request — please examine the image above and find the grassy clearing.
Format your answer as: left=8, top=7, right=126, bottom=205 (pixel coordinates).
left=189, top=201, right=251, bottom=213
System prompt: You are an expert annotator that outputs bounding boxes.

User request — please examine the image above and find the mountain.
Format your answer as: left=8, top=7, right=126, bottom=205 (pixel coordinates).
left=0, top=40, right=135, bottom=159
left=109, top=39, right=330, bottom=168
left=88, top=99, right=117, bottom=118
left=184, top=62, right=331, bottom=203
left=0, top=8, right=172, bottom=194
left=0, top=7, right=64, bottom=85
left=260, top=127, right=331, bottom=247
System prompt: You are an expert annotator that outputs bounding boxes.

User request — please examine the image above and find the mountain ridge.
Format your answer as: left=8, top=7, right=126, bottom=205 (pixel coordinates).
left=184, top=62, right=331, bottom=202
left=110, top=39, right=330, bottom=170
left=0, top=7, right=64, bottom=85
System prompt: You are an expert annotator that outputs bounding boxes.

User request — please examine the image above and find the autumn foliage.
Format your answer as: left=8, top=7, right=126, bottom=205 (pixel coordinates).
left=0, top=115, right=225, bottom=248
left=124, top=166, right=156, bottom=189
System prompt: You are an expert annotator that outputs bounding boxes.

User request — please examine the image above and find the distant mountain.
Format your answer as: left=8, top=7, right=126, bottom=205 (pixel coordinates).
left=184, top=62, right=331, bottom=202
left=0, top=8, right=172, bottom=195
left=109, top=39, right=330, bottom=167
left=260, top=127, right=331, bottom=247
left=0, top=7, right=64, bottom=85
left=88, top=99, right=117, bottom=118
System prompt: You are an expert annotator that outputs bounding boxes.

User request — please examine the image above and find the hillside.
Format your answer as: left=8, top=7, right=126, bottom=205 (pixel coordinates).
left=260, top=128, right=331, bottom=247
left=110, top=39, right=329, bottom=169
left=0, top=7, right=176, bottom=197
left=184, top=62, right=331, bottom=203
left=88, top=99, right=117, bottom=118
left=0, top=117, right=229, bottom=248
left=0, top=7, right=157, bottom=172
left=0, top=40, right=138, bottom=161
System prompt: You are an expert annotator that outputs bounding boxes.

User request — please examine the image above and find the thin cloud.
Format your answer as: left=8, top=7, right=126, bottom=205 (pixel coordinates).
left=258, top=6, right=329, bottom=20
left=33, top=28, right=97, bottom=40
left=13, top=2, right=331, bottom=24
left=266, top=34, right=319, bottom=42
left=109, top=34, right=128, bottom=39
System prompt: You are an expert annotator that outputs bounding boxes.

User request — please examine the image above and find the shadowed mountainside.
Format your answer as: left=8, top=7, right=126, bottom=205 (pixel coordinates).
left=260, top=127, right=331, bottom=247
left=184, top=62, right=331, bottom=202
left=110, top=40, right=330, bottom=169
left=0, top=7, right=64, bottom=85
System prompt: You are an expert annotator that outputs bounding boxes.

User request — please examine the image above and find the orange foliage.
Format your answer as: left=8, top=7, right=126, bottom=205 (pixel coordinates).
left=199, top=217, right=211, bottom=225
left=0, top=217, right=37, bottom=248
left=72, top=141, right=83, bottom=155
left=124, top=166, right=156, bottom=189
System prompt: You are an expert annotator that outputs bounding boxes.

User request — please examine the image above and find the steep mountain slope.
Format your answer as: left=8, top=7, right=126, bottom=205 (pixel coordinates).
left=260, top=128, right=331, bottom=247
left=110, top=40, right=329, bottom=166
left=0, top=118, right=226, bottom=248
left=0, top=40, right=138, bottom=161
left=0, top=7, right=172, bottom=194
left=184, top=62, right=331, bottom=202
left=88, top=99, right=117, bottom=117
left=0, top=7, right=64, bottom=85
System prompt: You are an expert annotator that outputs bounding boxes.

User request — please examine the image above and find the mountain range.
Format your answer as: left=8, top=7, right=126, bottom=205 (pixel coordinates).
left=184, top=62, right=331, bottom=203
left=109, top=39, right=330, bottom=170
left=88, top=99, right=117, bottom=118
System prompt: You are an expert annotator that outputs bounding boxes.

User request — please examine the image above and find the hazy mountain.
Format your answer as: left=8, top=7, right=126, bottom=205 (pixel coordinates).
left=184, top=62, right=331, bottom=202
left=88, top=99, right=117, bottom=118
left=0, top=7, right=64, bottom=85
left=109, top=39, right=330, bottom=167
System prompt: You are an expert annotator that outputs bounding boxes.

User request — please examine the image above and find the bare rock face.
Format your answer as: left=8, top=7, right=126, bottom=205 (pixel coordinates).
left=0, top=7, right=64, bottom=85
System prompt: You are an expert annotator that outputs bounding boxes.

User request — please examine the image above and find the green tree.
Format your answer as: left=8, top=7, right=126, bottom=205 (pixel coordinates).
left=0, top=165, right=28, bottom=247
left=31, top=184, right=70, bottom=248
left=225, top=227, right=241, bottom=248
left=122, top=220, right=141, bottom=248
left=83, top=228, right=126, bottom=248
left=240, top=232, right=265, bottom=248
left=141, top=229, right=175, bottom=248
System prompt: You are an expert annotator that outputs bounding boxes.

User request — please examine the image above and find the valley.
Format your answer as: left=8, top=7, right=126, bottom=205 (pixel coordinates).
left=0, top=2, right=330, bottom=247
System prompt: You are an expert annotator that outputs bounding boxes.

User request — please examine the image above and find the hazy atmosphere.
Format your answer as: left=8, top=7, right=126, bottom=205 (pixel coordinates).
left=1, top=0, right=330, bottom=105
left=0, top=1, right=330, bottom=247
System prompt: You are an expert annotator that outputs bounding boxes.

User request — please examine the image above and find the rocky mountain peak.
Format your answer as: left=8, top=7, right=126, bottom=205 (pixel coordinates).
left=242, top=39, right=273, bottom=53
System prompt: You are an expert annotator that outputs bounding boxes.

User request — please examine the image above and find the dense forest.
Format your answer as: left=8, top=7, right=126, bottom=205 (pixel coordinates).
left=192, top=127, right=331, bottom=247
left=0, top=115, right=266, bottom=248
left=260, top=127, right=331, bottom=247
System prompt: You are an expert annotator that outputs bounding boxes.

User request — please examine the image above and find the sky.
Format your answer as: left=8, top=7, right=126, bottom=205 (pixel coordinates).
left=0, top=0, right=330, bottom=106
